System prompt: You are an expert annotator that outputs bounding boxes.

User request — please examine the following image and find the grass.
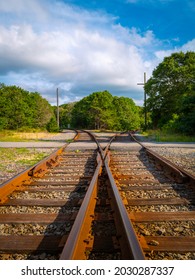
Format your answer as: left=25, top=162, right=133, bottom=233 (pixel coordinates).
left=0, top=148, right=51, bottom=171
left=0, top=130, right=58, bottom=142
left=142, top=130, right=195, bottom=142
left=66, top=139, right=74, bottom=143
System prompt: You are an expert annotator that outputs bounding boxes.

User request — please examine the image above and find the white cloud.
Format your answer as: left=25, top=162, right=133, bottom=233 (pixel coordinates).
left=181, top=39, right=195, bottom=52
left=154, top=38, right=195, bottom=61
left=0, top=0, right=194, bottom=106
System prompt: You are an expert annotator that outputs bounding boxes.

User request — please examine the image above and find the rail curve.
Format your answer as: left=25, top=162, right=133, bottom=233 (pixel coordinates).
left=0, top=130, right=194, bottom=260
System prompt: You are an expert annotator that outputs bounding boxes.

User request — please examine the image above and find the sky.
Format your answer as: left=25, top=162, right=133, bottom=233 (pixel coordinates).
left=0, top=0, right=194, bottom=106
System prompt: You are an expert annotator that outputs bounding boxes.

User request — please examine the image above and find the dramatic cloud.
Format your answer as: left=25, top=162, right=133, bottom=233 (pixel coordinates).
left=0, top=0, right=194, bottom=105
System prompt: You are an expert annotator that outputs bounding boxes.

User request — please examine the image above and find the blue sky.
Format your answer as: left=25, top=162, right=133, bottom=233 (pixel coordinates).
left=0, top=0, right=194, bottom=105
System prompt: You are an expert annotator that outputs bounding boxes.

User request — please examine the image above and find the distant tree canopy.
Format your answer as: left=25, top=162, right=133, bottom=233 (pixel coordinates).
left=145, top=51, right=195, bottom=135
left=58, top=102, right=76, bottom=128
left=69, top=91, right=141, bottom=130
left=0, top=85, right=141, bottom=132
left=0, top=84, right=57, bottom=131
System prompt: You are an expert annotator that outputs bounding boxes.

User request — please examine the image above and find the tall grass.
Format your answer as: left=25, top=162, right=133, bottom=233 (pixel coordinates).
left=143, top=130, right=195, bottom=142
left=0, top=130, right=57, bottom=141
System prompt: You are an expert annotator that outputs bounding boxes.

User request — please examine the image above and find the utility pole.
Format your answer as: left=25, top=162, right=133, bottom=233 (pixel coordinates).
left=137, top=72, right=147, bottom=129
left=56, top=87, right=59, bottom=128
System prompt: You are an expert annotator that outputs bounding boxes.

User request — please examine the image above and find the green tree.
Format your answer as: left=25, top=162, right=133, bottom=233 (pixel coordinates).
left=30, top=92, right=53, bottom=128
left=113, top=97, right=140, bottom=130
left=145, top=51, right=195, bottom=134
left=57, top=102, right=76, bottom=129
left=0, top=84, right=31, bottom=129
left=0, top=83, right=55, bottom=131
left=71, top=91, right=115, bottom=129
left=46, top=116, right=59, bottom=132
left=71, top=90, right=141, bottom=130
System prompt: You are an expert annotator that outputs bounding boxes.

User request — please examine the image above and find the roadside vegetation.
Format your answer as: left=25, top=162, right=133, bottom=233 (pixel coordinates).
left=0, top=130, right=58, bottom=142
left=0, top=147, right=52, bottom=172
left=0, top=147, right=55, bottom=184
left=142, top=130, right=195, bottom=142
left=0, top=147, right=51, bottom=165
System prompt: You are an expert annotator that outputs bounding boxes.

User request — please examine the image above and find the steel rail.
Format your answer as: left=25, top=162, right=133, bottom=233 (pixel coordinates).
left=104, top=152, right=145, bottom=259
left=83, top=130, right=116, bottom=160
left=60, top=154, right=102, bottom=259
left=129, top=132, right=195, bottom=185
left=60, top=130, right=104, bottom=259
left=60, top=131, right=194, bottom=259
left=0, top=131, right=79, bottom=203
left=60, top=130, right=145, bottom=259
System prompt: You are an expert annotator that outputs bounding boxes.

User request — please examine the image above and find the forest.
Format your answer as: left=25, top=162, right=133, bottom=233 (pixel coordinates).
left=0, top=51, right=194, bottom=135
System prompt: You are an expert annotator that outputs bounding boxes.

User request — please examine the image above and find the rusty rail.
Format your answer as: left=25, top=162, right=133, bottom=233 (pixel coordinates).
left=0, top=131, right=79, bottom=203
left=104, top=152, right=145, bottom=259
left=60, top=131, right=145, bottom=259
left=4, top=130, right=190, bottom=259
left=0, top=146, right=67, bottom=204
left=60, top=131, right=194, bottom=259
left=60, top=154, right=102, bottom=259
left=129, top=132, right=195, bottom=185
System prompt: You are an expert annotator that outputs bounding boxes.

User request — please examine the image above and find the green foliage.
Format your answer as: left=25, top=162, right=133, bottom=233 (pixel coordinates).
left=58, top=102, right=76, bottom=128
left=0, top=83, right=55, bottom=131
left=113, top=96, right=140, bottom=130
left=145, top=51, right=195, bottom=134
left=71, top=90, right=141, bottom=130
left=144, top=129, right=195, bottom=142
left=0, top=84, right=141, bottom=132
left=46, top=116, right=59, bottom=132
left=0, top=147, right=51, bottom=170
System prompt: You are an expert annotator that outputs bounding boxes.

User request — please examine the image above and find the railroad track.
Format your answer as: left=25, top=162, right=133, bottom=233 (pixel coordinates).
left=0, top=131, right=98, bottom=260
left=0, top=131, right=194, bottom=260
left=109, top=133, right=195, bottom=260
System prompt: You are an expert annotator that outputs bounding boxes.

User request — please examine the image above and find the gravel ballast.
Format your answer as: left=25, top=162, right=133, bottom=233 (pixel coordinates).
left=0, top=131, right=195, bottom=184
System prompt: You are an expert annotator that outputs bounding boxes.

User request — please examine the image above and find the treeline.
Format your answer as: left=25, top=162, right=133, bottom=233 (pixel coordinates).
left=145, top=51, right=195, bottom=135
left=59, top=91, right=142, bottom=130
left=0, top=84, right=142, bottom=132
left=0, top=84, right=58, bottom=132
left=1, top=51, right=194, bottom=135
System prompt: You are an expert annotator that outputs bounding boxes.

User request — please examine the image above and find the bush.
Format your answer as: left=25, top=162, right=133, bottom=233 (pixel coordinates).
left=0, top=117, right=8, bottom=130
left=46, top=117, right=59, bottom=132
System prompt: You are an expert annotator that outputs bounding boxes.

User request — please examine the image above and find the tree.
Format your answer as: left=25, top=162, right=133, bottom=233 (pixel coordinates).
left=0, top=84, right=55, bottom=131
left=71, top=90, right=141, bottom=130
left=30, top=92, right=54, bottom=128
left=58, top=102, right=76, bottom=128
left=113, top=96, right=140, bottom=130
left=0, top=84, right=32, bottom=129
left=46, top=116, right=59, bottom=132
left=145, top=51, right=195, bottom=134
